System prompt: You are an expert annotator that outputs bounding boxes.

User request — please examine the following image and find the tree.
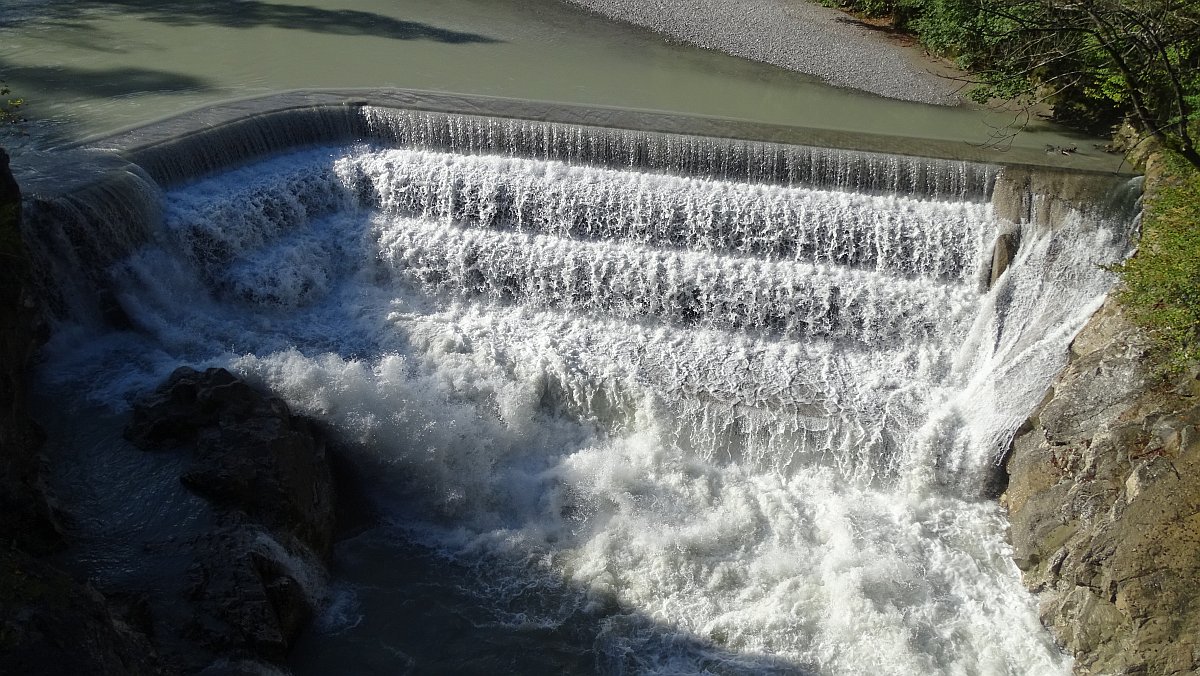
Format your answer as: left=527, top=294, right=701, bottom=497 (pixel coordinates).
left=963, top=0, right=1200, bottom=168
left=830, top=0, right=1200, bottom=167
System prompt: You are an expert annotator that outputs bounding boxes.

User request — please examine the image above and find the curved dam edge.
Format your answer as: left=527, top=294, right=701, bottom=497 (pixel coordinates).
left=14, top=89, right=1136, bottom=249
left=30, top=88, right=1131, bottom=189
left=13, top=89, right=1138, bottom=329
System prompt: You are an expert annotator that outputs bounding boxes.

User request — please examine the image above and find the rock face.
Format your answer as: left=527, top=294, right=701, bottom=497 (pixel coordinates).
left=1, top=149, right=167, bottom=674
left=0, top=549, right=164, bottom=676
left=0, top=147, right=59, bottom=554
left=1004, top=298, right=1200, bottom=675
left=125, top=366, right=337, bottom=672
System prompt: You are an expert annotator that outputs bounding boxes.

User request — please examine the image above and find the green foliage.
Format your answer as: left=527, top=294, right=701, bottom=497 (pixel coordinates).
left=827, top=0, right=1200, bottom=164
left=0, top=81, right=22, bottom=126
left=1114, top=152, right=1200, bottom=371
left=830, top=0, right=897, bottom=18
left=906, top=0, right=975, bottom=56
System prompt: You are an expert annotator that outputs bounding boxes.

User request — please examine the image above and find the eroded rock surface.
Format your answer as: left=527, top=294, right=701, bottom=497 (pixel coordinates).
left=1005, top=298, right=1200, bottom=675
left=128, top=366, right=335, bottom=558
left=125, top=366, right=336, bottom=673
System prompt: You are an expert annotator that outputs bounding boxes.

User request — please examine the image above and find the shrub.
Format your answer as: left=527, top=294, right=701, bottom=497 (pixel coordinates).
left=0, top=82, right=22, bottom=126
left=1114, top=151, right=1200, bottom=371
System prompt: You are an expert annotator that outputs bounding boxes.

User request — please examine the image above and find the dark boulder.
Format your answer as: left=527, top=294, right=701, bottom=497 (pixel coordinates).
left=181, top=524, right=320, bottom=665
left=0, top=550, right=165, bottom=676
left=128, top=366, right=335, bottom=559
left=125, top=366, right=338, bottom=673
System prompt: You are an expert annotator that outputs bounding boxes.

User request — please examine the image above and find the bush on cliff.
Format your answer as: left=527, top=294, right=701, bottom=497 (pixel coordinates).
left=1113, top=151, right=1200, bottom=371
left=0, top=82, right=20, bottom=126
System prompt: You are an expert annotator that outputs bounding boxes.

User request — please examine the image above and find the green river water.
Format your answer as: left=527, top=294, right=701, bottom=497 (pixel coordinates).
left=3, top=0, right=1120, bottom=171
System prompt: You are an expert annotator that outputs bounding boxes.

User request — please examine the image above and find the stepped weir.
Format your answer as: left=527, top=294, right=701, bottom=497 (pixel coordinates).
left=21, top=91, right=1139, bottom=674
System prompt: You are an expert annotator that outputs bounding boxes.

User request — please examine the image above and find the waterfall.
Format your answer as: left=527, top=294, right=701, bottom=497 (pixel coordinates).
left=25, top=103, right=1138, bottom=675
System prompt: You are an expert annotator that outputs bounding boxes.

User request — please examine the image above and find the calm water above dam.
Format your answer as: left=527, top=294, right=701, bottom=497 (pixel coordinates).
left=4, top=0, right=1118, bottom=170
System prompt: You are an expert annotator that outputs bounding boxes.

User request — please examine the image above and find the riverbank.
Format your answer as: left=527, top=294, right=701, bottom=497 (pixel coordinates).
left=1004, top=300, right=1200, bottom=675
left=563, top=0, right=965, bottom=105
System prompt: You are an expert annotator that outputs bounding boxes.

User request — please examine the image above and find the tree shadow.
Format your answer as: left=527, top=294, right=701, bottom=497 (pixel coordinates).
left=0, top=61, right=213, bottom=99
left=0, top=58, right=217, bottom=152
left=59, top=0, right=501, bottom=44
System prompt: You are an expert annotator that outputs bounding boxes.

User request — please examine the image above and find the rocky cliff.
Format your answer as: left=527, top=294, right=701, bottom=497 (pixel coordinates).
left=0, top=147, right=57, bottom=553
left=0, top=151, right=341, bottom=674
left=0, top=150, right=168, bottom=673
left=1004, top=296, right=1200, bottom=675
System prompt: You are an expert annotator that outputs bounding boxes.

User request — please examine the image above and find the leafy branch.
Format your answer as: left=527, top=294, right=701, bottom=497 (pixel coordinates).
left=0, top=81, right=24, bottom=126
left=829, top=0, right=1200, bottom=169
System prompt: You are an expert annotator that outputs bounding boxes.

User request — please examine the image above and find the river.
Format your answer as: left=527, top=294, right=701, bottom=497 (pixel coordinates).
left=3, top=0, right=1117, bottom=171
left=4, top=1, right=1138, bottom=674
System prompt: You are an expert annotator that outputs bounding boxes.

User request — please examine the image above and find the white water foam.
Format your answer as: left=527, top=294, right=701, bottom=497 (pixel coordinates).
left=42, top=144, right=1134, bottom=674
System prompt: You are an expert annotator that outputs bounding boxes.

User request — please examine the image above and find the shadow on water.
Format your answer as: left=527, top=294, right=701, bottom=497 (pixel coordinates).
left=38, top=400, right=818, bottom=675
left=0, top=57, right=216, bottom=152
left=8, top=0, right=501, bottom=44
left=291, top=516, right=821, bottom=675
left=0, top=60, right=213, bottom=99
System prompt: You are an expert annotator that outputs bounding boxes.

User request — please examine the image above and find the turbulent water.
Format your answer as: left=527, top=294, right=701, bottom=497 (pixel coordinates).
left=32, top=113, right=1136, bottom=674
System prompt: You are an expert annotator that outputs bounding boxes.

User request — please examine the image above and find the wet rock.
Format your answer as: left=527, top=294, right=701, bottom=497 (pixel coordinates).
left=0, top=550, right=165, bottom=676
left=989, top=231, right=1019, bottom=288
left=181, top=524, right=322, bottom=666
left=128, top=366, right=335, bottom=559
left=0, top=147, right=61, bottom=554
left=1004, top=297, right=1200, bottom=675
left=125, top=366, right=338, bottom=672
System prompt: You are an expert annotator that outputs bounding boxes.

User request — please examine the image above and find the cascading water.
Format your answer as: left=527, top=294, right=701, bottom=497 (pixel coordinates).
left=27, top=107, right=1137, bottom=674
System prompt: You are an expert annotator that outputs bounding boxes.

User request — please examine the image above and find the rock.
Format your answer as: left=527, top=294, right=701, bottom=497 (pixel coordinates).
left=181, top=524, right=323, bottom=666
left=124, top=366, right=338, bottom=672
left=197, top=659, right=291, bottom=676
left=0, top=147, right=61, bottom=554
left=128, top=366, right=336, bottom=559
left=0, top=550, right=165, bottom=676
left=989, top=231, right=1019, bottom=288
left=1004, top=297, right=1200, bottom=675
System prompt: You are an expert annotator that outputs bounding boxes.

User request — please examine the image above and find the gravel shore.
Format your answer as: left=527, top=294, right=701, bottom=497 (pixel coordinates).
left=564, top=0, right=963, bottom=105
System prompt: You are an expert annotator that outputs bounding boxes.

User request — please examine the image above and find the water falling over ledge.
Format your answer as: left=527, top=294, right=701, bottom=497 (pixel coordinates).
left=21, top=92, right=1141, bottom=675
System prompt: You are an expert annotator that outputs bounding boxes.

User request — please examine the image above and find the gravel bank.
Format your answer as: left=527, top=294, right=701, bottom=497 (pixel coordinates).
left=564, top=0, right=963, bottom=105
